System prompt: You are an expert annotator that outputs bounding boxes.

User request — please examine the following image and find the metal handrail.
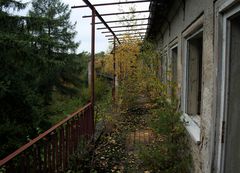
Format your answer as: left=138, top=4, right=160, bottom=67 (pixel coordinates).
left=0, top=102, right=94, bottom=172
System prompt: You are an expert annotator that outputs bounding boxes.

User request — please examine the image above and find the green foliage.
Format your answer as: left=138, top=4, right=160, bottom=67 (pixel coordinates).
left=140, top=40, right=160, bottom=76
left=139, top=101, right=191, bottom=173
left=135, top=41, right=192, bottom=173
left=29, top=0, right=80, bottom=103
left=95, top=77, right=111, bottom=102
left=118, top=71, right=141, bottom=112
left=0, top=0, right=85, bottom=159
left=116, top=40, right=191, bottom=172
left=67, top=139, right=95, bottom=173
left=0, top=0, right=46, bottom=158
left=67, top=77, right=113, bottom=173
left=0, top=0, right=26, bottom=10
left=46, top=92, right=83, bottom=124
left=95, top=85, right=112, bottom=123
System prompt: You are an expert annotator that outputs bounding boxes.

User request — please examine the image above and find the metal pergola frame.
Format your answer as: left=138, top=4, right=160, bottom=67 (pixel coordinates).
left=105, top=32, right=146, bottom=37
left=83, top=10, right=150, bottom=18
left=95, top=17, right=150, bottom=25
left=72, top=0, right=152, bottom=126
left=72, top=0, right=151, bottom=8
left=97, top=23, right=149, bottom=30
left=108, top=37, right=145, bottom=41
left=108, top=35, right=144, bottom=40
left=101, top=28, right=147, bottom=34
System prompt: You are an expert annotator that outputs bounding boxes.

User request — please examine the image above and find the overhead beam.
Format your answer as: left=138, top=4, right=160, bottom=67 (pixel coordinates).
left=108, top=38, right=143, bottom=43
left=108, top=36, right=144, bottom=41
left=105, top=32, right=146, bottom=37
left=83, top=10, right=151, bottom=18
left=97, top=24, right=149, bottom=30
left=95, top=18, right=150, bottom=25
left=72, top=0, right=151, bottom=8
left=108, top=38, right=144, bottom=42
left=107, top=34, right=145, bottom=39
left=80, top=0, right=120, bottom=44
left=102, top=28, right=147, bottom=34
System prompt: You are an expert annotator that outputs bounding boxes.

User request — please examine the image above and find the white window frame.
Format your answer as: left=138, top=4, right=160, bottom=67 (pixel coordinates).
left=181, top=16, right=204, bottom=144
left=216, top=2, right=240, bottom=173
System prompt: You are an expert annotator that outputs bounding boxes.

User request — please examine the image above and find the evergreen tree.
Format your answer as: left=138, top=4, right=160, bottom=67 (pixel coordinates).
left=29, top=0, right=80, bottom=102
left=0, top=0, right=48, bottom=158
left=0, top=0, right=84, bottom=159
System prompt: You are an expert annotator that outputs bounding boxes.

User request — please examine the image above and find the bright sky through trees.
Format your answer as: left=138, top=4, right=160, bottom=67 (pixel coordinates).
left=18, top=0, right=150, bottom=53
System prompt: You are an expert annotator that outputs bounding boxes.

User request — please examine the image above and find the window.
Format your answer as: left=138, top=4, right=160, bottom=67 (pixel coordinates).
left=169, top=46, right=178, bottom=97
left=215, top=3, right=240, bottom=173
left=181, top=22, right=203, bottom=144
left=186, top=31, right=203, bottom=116
left=171, top=46, right=178, bottom=84
left=223, top=12, right=240, bottom=173
left=161, top=49, right=168, bottom=83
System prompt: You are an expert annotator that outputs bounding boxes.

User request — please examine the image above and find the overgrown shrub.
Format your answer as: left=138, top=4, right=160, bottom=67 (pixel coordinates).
left=116, top=40, right=192, bottom=172
left=139, top=100, right=192, bottom=173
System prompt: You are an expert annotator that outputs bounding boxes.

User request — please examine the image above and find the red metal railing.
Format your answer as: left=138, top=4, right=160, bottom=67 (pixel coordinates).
left=0, top=103, right=94, bottom=173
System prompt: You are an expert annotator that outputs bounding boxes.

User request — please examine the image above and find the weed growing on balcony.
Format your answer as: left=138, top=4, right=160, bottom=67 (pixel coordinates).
left=116, top=39, right=192, bottom=172
left=68, top=38, right=192, bottom=172
left=138, top=100, right=192, bottom=173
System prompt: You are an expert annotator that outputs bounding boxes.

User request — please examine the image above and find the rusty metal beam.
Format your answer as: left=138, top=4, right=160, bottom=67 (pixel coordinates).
left=91, top=9, right=95, bottom=111
left=72, top=0, right=151, bottom=8
left=97, top=23, right=149, bottom=30
left=108, top=35, right=144, bottom=40
left=95, top=18, right=150, bottom=25
left=108, top=34, right=145, bottom=38
left=102, top=28, right=147, bottom=34
left=109, top=36, right=144, bottom=40
left=80, top=0, right=121, bottom=44
left=108, top=37, right=144, bottom=41
left=83, top=10, right=151, bottom=18
left=105, top=32, right=146, bottom=37
left=108, top=38, right=143, bottom=43
left=112, top=37, right=116, bottom=103
left=107, top=35, right=145, bottom=39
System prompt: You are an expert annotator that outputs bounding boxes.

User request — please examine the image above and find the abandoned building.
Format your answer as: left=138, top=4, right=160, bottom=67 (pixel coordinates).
left=147, top=0, right=240, bottom=172
left=1, top=0, right=240, bottom=172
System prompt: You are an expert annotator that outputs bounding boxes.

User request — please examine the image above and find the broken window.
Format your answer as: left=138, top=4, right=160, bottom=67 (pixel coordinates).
left=171, top=47, right=178, bottom=84
left=161, top=49, right=168, bottom=83
left=186, top=31, right=203, bottom=116
left=169, top=46, right=178, bottom=97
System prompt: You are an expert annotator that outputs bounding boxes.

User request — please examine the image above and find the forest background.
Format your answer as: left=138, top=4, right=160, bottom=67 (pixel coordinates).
left=0, top=0, right=111, bottom=158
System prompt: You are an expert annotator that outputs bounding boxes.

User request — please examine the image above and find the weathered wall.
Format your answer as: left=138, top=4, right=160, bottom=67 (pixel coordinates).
left=154, top=0, right=216, bottom=172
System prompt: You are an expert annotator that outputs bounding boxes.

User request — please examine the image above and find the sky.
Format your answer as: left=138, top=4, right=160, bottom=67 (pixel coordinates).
left=18, top=0, right=150, bottom=53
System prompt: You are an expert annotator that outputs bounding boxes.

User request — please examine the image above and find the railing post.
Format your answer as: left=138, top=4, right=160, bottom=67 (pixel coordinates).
left=113, top=37, right=116, bottom=104
left=91, top=9, right=95, bottom=135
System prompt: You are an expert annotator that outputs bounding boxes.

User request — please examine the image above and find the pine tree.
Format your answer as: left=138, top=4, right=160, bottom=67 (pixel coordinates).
left=0, top=0, right=48, bottom=158
left=0, top=0, right=83, bottom=159
left=29, top=0, right=80, bottom=102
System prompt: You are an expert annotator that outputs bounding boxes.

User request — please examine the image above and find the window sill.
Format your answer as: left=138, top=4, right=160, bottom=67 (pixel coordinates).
left=181, top=113, right=201, bottom=145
